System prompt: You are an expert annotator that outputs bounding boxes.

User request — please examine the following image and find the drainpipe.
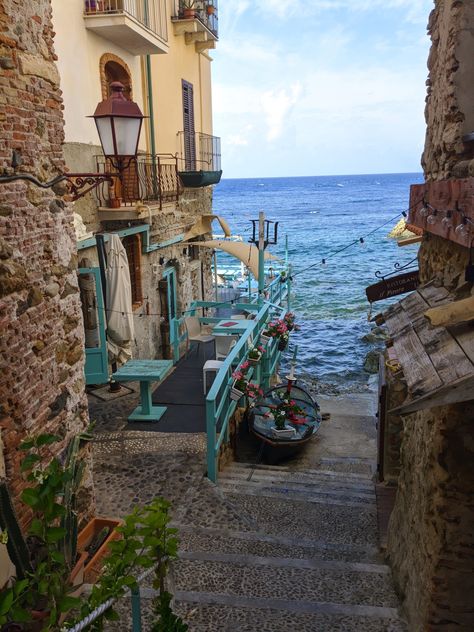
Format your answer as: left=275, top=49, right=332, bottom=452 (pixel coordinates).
left=145, top=55, right=156, bottom=156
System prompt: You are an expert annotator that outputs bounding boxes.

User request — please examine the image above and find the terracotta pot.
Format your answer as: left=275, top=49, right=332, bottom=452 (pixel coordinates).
left=108, top=197, right=121, bottom=209
left=77, top=517, right=122, bottom=583
left=206, top=5, right=215, bottom=15
left=183, top=8, right=195, bottom=18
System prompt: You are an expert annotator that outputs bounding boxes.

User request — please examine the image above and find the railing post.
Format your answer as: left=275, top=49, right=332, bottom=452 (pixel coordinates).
left=287, top=266, right=291, bottom=312
left=206, top=398, right=217, bottom=482
left=131, top=587, right=142, bottom=632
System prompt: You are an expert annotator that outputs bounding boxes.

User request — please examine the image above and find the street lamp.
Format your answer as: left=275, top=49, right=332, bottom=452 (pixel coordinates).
left=0, top=82, right=145, bottom=200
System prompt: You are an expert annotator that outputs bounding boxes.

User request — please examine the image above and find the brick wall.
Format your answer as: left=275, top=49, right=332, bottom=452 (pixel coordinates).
left=0, top=0, right=91, bottom=527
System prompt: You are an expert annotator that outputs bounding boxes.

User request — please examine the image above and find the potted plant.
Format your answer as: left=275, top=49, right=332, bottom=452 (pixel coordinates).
left=205, top=2, right=215, bottom=15
left=262, top=319, right=289, bottom=350
left=0, top=432, right=92, bottom=630
left=182, top=1, right=197, bottom=18
left=245, top=382, right=263, bottom=401
left=247, top=344, right=265, bottom=366
left=66, top=498, right=188, bottom=631
left=230, top=368, right=248, bottom=401
left=270, top=394, right=304, bottom=439
left=283, top=312, right=297, bottom=331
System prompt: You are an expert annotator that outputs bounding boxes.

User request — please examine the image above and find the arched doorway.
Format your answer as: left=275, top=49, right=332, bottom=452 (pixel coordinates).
left=99, top=53, right=133, bottom=100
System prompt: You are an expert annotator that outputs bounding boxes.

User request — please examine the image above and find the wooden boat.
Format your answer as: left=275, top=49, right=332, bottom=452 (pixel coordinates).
left=248, top=382, right=321, bottom=464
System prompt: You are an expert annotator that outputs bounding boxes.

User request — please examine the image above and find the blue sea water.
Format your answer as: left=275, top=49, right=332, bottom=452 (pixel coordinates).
left=212, top=173, right=424, bottom=393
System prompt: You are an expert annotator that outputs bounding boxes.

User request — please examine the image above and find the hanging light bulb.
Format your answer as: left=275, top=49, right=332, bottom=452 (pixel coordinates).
left=359, top=237, right=366, bottom=248
left=427, top=209, right=438, bottom=225
left=455, top=217, right=469, bottom=240
left=419, top=204, right=430, bottom=218
left=441, top=211, right=454, bottom=230
left=321, top=258, right=327, bottom=267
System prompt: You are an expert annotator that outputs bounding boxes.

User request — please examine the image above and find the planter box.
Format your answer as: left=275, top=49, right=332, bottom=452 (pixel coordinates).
left=78, top=517, right=122, bottom=583
left=271, top=425, right=296, bottom=439
left=248, top=354, right=261, bottom=366
left=230, top=385, right=245, bottom=401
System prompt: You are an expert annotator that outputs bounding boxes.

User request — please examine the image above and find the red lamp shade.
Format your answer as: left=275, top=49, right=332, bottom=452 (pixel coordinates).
left=92, top=82, right=145, bottom=160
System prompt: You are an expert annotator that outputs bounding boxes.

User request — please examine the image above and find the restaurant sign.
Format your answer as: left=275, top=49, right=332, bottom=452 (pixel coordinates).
left=365, top=270, right=419, bottom=303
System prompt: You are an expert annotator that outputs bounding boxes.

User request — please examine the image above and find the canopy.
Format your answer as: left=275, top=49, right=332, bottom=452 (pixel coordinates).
left=183, top=215, right=231, bottom=241
left=105, top=234, right=134, bottom=365
left=188, top=240, right=278, bottom=281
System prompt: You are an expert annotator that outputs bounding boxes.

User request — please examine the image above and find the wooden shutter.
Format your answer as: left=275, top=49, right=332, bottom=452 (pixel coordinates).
left=182, top=80, right=196, bottom=170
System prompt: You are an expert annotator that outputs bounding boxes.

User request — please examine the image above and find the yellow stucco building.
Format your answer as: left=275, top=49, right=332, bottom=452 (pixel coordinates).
left=50, top=0, right=221, bottom=376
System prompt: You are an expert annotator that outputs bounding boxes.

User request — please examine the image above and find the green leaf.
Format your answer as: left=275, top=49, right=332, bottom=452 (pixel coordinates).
left=45, top=526, right=67, bottom=543
left=36, top=433, right=60, bottom=447
left=104, top=608, right=120, bottom=621
left=10, top=606, right=30, bottom=622
left=59, top=595, right=81, bottom=613
left=20, top=453, right=41, bottom=472
left=0, top=590, right=13, bottom=616
left=13, top=579, right=29, bottom=595
left=21, top=487, right=40, bottom=508
left=29, top=518, right=44, bottom=537
left=19, top=439, right=35, bottom=450
left=51, top=550, right=65, bottom=564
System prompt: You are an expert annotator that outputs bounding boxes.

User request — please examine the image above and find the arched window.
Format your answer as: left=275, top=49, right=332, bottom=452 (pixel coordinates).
left=99, top=53, right=133, bottom=100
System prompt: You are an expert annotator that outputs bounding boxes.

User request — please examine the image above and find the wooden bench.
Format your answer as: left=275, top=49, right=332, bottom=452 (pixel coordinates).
left=111, top=359, right=173, bottom=422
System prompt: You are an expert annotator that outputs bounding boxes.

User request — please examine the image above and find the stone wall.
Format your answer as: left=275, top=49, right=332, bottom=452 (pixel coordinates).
left=0, top=0, right=91, bottom=527
left=387, top=1, right=474, bottom=629
left=387, top=402, right=474, bottom=629
left=422, top=0, right=474, bottom=180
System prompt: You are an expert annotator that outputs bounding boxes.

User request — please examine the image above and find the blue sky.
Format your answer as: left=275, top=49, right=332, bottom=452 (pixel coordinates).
left=211, top=0, right=434, bottom=178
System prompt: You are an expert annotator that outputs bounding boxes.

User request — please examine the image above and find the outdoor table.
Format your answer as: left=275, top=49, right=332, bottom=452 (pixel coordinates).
left=111, top=359, right=173, bottom=422
left=212, top=319, right=254, bottom=335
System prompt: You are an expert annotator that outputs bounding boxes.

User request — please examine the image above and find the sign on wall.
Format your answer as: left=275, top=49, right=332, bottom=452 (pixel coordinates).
left=366, top=270, right=420, bottom=303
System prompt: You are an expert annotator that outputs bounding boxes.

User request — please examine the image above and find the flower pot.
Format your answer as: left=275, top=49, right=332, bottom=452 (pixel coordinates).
left=206, top=5, right=215, bottom=15
left=248, top=355, right=260, bottom=366
left=85, top=0, right=98, bottom=12
left=183, top=8, right=196, bottom=18
left=278, top=339, right=288, bottom=351
left=271, top=425, right=296, bottom=439
left=108, top=197, right=121, bottom=209
left=230, top=385, right=245, bottom=401
left=77, top=517, right=123, bottom=583
left=260, top=333, right=271, bottom=345
left=69, top=550, right=88, bottom=598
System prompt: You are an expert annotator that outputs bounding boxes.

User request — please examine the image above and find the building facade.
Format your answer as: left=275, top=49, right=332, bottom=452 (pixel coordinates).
left=51, top=0, right=220, bottom=371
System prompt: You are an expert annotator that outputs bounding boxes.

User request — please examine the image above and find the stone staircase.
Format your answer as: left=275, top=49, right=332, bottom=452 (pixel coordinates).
left=172, top=458, right=407, bottom=631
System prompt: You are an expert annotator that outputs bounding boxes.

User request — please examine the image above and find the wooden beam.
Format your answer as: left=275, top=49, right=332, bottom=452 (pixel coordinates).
left=397, top=236, right=422, bottom=247
left=389, top=374, right=474, bottom=415
left=425, top=295, right=474, bottom=327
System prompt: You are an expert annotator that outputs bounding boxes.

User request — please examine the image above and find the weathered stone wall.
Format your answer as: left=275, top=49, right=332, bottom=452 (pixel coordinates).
left=387, top=2, right=474, bottom=629
left=387, top=402, right=474, bottom=629
left=0, top=0, right=91, bottom=527
left=422, top=0, right=474, bottom=180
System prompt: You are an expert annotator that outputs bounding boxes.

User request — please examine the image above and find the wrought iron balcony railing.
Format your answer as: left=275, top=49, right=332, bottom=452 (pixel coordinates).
left=177, top=132, right=221, bottom=172
left=174, top=0, right=218, bottom=38
left=95, top=154, right=181, bottom=209
left=84, top=0, right=168, bottom=44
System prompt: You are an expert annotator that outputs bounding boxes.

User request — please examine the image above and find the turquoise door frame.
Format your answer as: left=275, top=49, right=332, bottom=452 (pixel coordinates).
left=163, top=266, right=179, bottom=363
left=78, top=267, right=109, bottom=385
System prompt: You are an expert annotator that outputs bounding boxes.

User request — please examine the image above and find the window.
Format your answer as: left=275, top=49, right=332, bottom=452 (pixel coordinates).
left=122, top=235, right=143, bottom=307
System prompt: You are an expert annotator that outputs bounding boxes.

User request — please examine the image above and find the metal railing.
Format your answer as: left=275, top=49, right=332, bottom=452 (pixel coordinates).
left=174, top=0, right=218, bottom=37
left=84, top=0, right=168, bottom=42
left=177, top=132, right=221, bottom=172
left=179, top=273, right=290, bottom=482
left=95, top=154, right=181, bottom=209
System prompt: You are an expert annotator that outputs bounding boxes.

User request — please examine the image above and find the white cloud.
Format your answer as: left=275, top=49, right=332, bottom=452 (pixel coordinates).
left=261, top=83, right=302, bottom=141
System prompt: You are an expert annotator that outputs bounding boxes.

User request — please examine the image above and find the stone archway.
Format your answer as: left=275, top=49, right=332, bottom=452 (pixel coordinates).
left=99, top=52, right=133, bottom=100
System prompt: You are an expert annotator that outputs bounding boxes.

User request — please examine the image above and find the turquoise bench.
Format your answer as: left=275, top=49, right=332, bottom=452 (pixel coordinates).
left=111, top=359, right=173, bottom=422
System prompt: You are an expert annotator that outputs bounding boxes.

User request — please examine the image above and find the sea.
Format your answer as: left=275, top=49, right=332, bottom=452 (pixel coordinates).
left=212, top=172, right=424, bottom=394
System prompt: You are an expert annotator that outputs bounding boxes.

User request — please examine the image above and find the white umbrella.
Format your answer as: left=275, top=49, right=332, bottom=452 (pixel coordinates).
left=105, top=234, right=134, bottom=365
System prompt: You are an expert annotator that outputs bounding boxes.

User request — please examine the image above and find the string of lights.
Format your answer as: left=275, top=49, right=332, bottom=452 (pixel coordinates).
left=417, top=199, right=474, bottom=242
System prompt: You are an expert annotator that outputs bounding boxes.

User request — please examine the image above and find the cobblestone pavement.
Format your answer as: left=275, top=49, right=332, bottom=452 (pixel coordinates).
left=89, top=386, right=406, bottom=631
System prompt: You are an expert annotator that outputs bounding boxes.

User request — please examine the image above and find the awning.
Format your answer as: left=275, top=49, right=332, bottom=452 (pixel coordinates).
left=188, top=240, right=278, bottom=281
left=183, top=215, right=231, bottom=241
left=105, top=234, right=134, bottom=365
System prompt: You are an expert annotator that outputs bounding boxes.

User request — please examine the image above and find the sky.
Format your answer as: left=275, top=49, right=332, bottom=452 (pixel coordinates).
left=211, top=0, right=434, bottom=178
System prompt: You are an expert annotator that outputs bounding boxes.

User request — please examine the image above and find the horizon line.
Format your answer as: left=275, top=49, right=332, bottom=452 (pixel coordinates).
left=219, top=171, right=424, bottom=181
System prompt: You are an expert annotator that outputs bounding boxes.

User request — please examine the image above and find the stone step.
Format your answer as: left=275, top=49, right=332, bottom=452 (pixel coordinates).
left=219, top=470, right=375, bottom=497
left=222, top=491, right=378, bottom=547
left=173, top=557, right=400, bottom=612
left=221, top=465, right=375, bottom=490
left=173, top=599, right=407, bottom=632
left=174, top=524, right=382, bottom=565
left=231, top=460, right=374, bottom=480
left=219, top=481, right=376, bottom=509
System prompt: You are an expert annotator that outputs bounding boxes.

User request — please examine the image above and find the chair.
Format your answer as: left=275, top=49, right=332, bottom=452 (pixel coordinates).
left=203, top=360, right=224, bottom=393
left=215, top=335, right=237, bottom=361
left=184, top=317, right=215, bottom=356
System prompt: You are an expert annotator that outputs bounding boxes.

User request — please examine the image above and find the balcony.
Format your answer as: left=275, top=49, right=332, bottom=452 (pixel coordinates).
left=177, top=132, right=222, bottom=187
left=94, top=154, right=181, bottom=219
left=84, top=0, right=169, bottom=56
left=172, top=1, right=218, bottom=52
